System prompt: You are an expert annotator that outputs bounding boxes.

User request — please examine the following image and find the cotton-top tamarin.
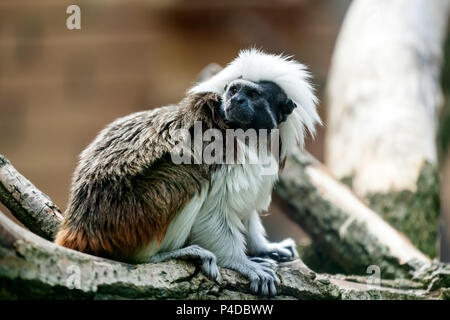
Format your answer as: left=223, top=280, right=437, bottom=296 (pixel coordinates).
left=55, top=49, right=321, bottom=296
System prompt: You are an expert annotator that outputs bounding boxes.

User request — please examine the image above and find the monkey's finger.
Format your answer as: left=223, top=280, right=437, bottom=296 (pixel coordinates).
left=276, top=247, right=294, bottom=257
left=210, top=264, right=222, bottom=283
left=260, top=266, right=277, bottom=279
left=283, top=245, right=299, bottom=259
left=260, top=280, right=269, bottom=296
left=268, top=247, right=294, bottom=261
left=279, top=238, right=299, bottom=258
left=201, top=259, right=221, bottom=283
left=250, top=257, right=277, bottom=267
left=250, top=257, right=271, bottom=263
left=269, top=280, right=277, bottom=296
left=261, top=269, right=280, bottom=287
left=268, top=252, right=281, bottom=260
left=274, top=274, right=281, bottom=285
left=259, top=268, right=281, bottom=286
left=258, top=262, right=276, bottom=270
left=250, top=260, right=276, bottom=270
left=250, top=279, right=260, bottom=295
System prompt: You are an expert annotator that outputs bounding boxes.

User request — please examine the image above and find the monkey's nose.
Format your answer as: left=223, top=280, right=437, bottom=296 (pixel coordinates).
left=231, top=97, right=246, bottom=106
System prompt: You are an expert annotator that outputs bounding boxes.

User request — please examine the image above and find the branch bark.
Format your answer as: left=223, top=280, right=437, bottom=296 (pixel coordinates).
left=276, top=150, right=431, bottom=278
left=0, top=155, right=62, bottom=240
left=0, top=209, right=435, bottom=300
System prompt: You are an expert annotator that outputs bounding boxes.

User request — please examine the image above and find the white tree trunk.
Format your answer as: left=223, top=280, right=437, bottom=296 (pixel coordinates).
left=326, top=0, right=449, bottom=194
left=325, top=0, right=450, bottom=257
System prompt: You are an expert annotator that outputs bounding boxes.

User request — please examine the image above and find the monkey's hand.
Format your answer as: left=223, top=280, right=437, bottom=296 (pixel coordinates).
left=227, top=258, right=280, bottom=296
left=256, top=238, right=299, bottom=263
left=149, top=245, right=221, bottom=282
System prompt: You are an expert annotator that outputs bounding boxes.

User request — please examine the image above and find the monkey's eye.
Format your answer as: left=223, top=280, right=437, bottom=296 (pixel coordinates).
left=230, top=86, right=237, bottom=95
left=248, top=89, right=259, bottom=99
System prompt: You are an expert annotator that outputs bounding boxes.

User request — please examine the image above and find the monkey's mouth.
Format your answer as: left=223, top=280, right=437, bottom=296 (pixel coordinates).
left=223, top=102, right=252, bottom=129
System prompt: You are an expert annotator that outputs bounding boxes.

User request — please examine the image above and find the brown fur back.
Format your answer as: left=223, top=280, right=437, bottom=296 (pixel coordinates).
left=55, top=93, right=225, bottom=262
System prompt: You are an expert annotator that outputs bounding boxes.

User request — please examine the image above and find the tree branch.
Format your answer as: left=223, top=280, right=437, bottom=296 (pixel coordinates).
left=276, top=150, right=431, bottom=278
left=0, top=155, right=447, bottom=299
left=0, top=209, right=434, bottom=299
left=0, top=155, right=62, bottom=240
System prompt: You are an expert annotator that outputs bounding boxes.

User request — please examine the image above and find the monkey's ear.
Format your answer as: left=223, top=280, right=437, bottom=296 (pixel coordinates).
left=279, top=98, right=297, bottom=122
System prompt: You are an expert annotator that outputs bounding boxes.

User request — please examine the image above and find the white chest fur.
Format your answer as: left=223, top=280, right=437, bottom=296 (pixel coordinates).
left=213, top=161, right=278, bottom=219
left=187, top=154, right=279, bottom=264
left=136, top=151, right=279, bottom=261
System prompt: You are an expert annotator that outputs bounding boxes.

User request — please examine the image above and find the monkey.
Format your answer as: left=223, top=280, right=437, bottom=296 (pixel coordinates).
left=55, top=49, right=321, bottom=296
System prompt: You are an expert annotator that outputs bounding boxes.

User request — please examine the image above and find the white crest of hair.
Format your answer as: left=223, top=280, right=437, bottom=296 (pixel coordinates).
left=190, top=48, right=321, bottom=159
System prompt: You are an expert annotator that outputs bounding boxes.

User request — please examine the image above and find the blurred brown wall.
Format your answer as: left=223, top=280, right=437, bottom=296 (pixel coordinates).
left=0, top=0, right=349, bottom=212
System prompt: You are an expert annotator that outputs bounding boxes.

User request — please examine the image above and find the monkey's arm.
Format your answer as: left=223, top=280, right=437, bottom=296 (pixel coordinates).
left=245, top=211, right=298, bottom=262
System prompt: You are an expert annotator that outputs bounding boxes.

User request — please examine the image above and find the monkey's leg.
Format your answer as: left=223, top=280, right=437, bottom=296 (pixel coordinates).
left=190, top=211, right=280, bottom=296
left=149, top=245, right=220, bottom=281
left=246, top=211, right=299, bottom=262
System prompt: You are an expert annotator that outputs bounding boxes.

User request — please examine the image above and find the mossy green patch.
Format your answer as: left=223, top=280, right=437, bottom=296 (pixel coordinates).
left=438, top=31, right=450, bottom=160
left=297, top=242, right=347, bottom=275
left=367, top=162, right=440, bottom=257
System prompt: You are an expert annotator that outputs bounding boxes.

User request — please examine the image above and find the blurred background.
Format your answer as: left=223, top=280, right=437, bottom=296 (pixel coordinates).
left=0, top=0, right=449, bottom=264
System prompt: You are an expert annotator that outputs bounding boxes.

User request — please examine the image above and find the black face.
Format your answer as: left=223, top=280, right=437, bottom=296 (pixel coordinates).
left=220, top=79, right=296, bottom=130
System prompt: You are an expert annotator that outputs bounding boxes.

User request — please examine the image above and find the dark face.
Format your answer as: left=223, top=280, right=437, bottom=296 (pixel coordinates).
left=220, top=79, right=296, bottom=130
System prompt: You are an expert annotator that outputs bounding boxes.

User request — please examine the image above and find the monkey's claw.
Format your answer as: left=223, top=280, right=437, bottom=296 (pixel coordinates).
left=199, top=252, right=221, bottom=282
left=249, top=257, right=277, bottom=269
left=149, top=245, right=221, bottom=282
left=260, top=238, right=299, bottom=262
left=229, top=259, right=280, bottom=296
left=247, top=260, right=280, bottom=296
left=185, top=245, right=221, bottom=282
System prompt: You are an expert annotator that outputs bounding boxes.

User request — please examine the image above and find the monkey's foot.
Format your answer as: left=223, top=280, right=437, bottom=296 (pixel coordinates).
left=258, top=238, right=299, bottom=262
left=249, top=257, right=277, bottom=269
left=149, top=245, right=220, bottom=282
left=228, top=259, right=280, bottom=296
